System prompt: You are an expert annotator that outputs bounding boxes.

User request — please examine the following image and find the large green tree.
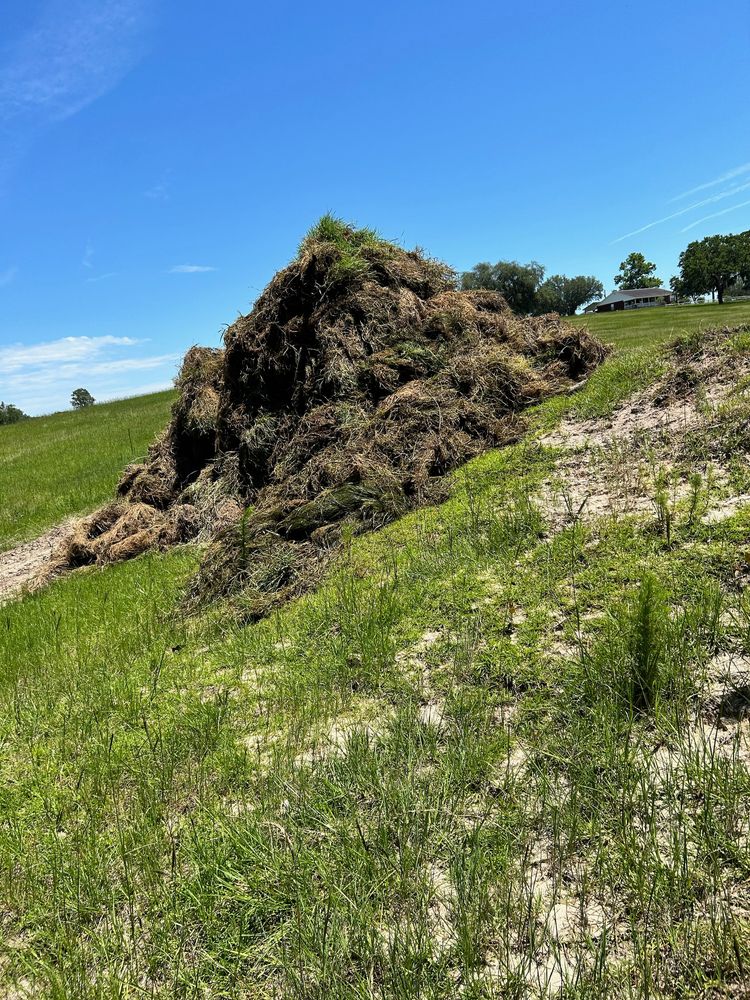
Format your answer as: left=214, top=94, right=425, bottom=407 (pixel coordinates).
left=461, top=260, right=545, bottom=314
left=676, top=230, right=750, bottom=305
left=536, top=274, right=604, bottom=315
left=71, top=388, right=95, bottom=409
left=614, top=252, right=662, bottom=289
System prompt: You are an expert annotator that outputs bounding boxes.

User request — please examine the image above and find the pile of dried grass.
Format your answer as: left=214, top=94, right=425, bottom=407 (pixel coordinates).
left=48, top=217, right=608, bottom=613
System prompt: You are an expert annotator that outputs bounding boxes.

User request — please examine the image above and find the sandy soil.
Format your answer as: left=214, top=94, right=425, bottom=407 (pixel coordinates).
left=535, top=350, right=750, bottom=533
left=0, top=522, right=75, bottom=605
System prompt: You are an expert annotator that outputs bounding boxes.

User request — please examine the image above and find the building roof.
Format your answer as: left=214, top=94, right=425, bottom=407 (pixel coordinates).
left=583, top=287, right=671, bottom=311
left=612, top=287, right=671, bottom=299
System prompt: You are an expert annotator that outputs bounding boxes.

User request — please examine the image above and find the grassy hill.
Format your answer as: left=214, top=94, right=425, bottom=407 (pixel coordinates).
left=0, top=307, right=750, bottom=1000
left=1, top=311, right=750, bottom=995
left=569, top=299, right=750, bottom=351
left=0, top=390, right=175, bottom=551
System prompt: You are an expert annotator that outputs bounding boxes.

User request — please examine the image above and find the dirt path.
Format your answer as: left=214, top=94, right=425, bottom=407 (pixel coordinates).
left=0, top=523, right=72, bottom=604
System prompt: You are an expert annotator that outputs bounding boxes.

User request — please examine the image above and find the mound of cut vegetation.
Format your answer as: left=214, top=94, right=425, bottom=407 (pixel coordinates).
left=49, top=217, right=608, bottom=614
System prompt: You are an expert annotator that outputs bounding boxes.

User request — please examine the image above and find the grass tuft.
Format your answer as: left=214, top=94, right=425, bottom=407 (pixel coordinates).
left=622, top=574, right=667, bottom=713
left=298, top=213, right=391, bottom=282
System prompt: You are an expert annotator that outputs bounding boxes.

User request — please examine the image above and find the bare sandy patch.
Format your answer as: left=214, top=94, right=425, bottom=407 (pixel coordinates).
left=703, top=494, right=750, bottom=524
left=0, top=521, right=76, bottom=605
left=536, top=353, right=750, bottom=536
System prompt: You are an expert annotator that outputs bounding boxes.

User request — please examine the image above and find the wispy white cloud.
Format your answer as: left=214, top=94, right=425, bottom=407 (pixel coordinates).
left=612, top=180, right=750, bottom=244
left=0, top=0, right=149, bottom=125
left=670, top=162, right=750, bottom=203
left=169, top=264, right=217, bottom=273
left=145, top=169, right=172, bottom=201
left=99, top=378, right=176, bottom=400
left=0, top=333, right=179, bottom=415
left=0, top=266, right=18, bottom=287
left=82, top=240, right=94, bottom=268
left=87, top=355, right=177, bottom=375
left=2, top=354, right=178, bottom=389
left=0, top=334, right=139, bottom=373
left=86, top=271, right=118, bottom=283
left=145, top=181, right=169, bottom=201
left=680, top=199, right=750, bottom=233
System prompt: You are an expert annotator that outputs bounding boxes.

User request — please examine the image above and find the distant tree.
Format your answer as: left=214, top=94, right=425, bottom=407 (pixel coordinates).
left=669, top=274, right=702, bottom=304
left=0, top=401, right=28, bottom=425
left=614, top=252, right=662, bottom=289
left=676, top=230, right=750, bottom=305
left=71, top=388, right=95, bottom=409
left=461, top=260, right=545, bottom=314
left=536, top=274, right=604, bottom=315
left=669, top=274, right=690, bottom=303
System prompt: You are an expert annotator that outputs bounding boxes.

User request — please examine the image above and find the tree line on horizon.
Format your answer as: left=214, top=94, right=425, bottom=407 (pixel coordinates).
left=463, top=229, right=750, bottom=314
left=461, top=261, right=604, bottom=316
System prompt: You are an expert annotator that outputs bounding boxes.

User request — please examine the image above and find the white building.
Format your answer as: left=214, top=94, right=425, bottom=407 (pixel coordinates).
left=583, top=287, right=672, bottom=314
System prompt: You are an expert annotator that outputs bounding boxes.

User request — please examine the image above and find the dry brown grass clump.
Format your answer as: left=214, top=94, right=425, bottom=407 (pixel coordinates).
left=48, top=217, right=608, bottom=613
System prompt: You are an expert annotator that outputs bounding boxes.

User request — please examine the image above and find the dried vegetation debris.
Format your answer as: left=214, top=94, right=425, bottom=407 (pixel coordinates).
left=46, top=219, right=607, bottom=612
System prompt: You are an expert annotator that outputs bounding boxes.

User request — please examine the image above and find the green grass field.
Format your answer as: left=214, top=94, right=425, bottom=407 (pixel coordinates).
left=1, top=315, right=750, bottom=996
left=2, top=351, right=749, bottom=994
left=0, top=390, right=175, bottom=551
left=570, top=299, right=750, bottom=350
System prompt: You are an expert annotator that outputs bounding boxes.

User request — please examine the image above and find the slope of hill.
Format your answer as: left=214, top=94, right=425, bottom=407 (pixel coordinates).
left=0, top=389, right=176, bottom=552
left=569, top=299, right=750, bottom=351
left=1, top=323, right=749, bottom=997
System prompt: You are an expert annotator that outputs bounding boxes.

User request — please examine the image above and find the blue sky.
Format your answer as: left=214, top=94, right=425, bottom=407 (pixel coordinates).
left=1, top=0, right=748, bottom=414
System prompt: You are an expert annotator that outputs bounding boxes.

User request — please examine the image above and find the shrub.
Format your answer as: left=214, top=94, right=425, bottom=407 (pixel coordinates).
left=0, top=401, right=29, bottom=425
